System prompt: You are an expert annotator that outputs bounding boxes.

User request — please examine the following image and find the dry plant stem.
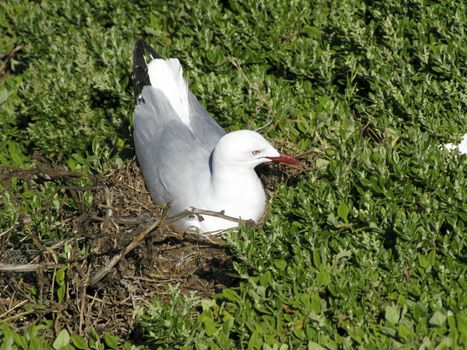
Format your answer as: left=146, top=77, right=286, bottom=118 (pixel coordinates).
left=104, top=187, right=113, bottom=218
left=0, top=263, right=64, bottom=272
left=0, top=221, right=17, bottom=238
left=79, top=264, right=91, bottom=335
left=65, top=185, right=105, bottom=191
left=0, top=299, right=29, bottom=319
left=90, top=207, right=251, bottom=229
left=90, top=214, right=153, bottom=225
left=24, top=222, right=46, bottom=256
left=168, top=206, right=252, bottom=225
left=2, top=309, right=39, bottom=323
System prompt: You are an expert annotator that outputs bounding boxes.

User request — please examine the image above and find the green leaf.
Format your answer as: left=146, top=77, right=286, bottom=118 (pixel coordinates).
left=308, top=341, right=326, bottom=350
left=429, top=311, right=447, bottom=326
left=221, top=289, right=242, bottom=303
left=248, top=331, right=263, bottom=349
left=457, top=313, right=467, bottom=343
left=0, top=88, right=11, bottom=105
left=71, top=334, right=89, bottom=349
left=202, top=316, right=217, bottom=337
left=57, top=285, right=65, bottom=304
left=56, top=267, right=66, bottom=283
left=310, top=295, right=322, bottom=314
left=337, top=202, right=350, bottom=222
left=273, top=259, right=287, bottom=271
left=259, top=271, right=273, bottom=287
left=53, top=329, right=70, bottom=350
left=222, top=312, right=234, bottom=335
left=315, top=158, right=329, bottom=173
left=303, top=25, right=321, bottom=39
left=201, top=299, right=217, bottom=311
left=398, top=322, right=414, bottom=340
left=312, top=250, right=322, bottom=268
left=316, top=270, right=331, bottom=287
left=103, top=332, right=118, bottom=349
left=385, top=305, right=400, bottom=325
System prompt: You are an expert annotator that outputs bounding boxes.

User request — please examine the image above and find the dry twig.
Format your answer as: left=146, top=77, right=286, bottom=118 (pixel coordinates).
left=0, top=263, right=64, bottom=273
left=0, top=300, right=29, bottom=320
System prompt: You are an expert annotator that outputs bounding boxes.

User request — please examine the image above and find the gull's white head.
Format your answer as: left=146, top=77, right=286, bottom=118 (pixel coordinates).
left=213, top=130, right=298, bottom=169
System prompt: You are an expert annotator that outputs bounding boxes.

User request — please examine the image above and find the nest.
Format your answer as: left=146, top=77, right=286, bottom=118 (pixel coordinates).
left=0, top=153, right=314, bottom=340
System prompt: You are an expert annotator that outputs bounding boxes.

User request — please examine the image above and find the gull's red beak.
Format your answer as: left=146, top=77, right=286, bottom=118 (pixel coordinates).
left=266, top=153, right=299, bottom=165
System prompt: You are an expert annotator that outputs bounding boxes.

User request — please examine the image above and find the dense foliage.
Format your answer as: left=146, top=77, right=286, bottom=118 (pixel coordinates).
left=1, top=0, right=466, bottom=348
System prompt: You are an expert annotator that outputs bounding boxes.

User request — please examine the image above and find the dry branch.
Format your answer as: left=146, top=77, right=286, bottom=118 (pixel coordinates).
left=0, top=263, right=64, bottom=272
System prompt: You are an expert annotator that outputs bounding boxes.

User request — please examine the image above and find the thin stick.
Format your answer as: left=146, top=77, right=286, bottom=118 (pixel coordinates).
left=64, top=185, right=104, bottom=192
left=0, top=299, right=29, bottom=319
left=90, top=206, right=252, bottom=226
left=0, top=221, right=17, bottom=238
left=78, top=264, right=91, bottom=335
left=166, top=206, right=253, bottom=225
left=0, top=263, right=64, bottom=272
left=90, top=214, right=153, bottom=225
left=1, top=309, right=40, bottom=323
left=104, top=187, right=113, bottom=218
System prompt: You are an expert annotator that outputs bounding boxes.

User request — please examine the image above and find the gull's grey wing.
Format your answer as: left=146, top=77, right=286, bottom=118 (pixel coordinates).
left=134, top=87, right=212, bottom=213
left=188, top=92, right=226, bottom=151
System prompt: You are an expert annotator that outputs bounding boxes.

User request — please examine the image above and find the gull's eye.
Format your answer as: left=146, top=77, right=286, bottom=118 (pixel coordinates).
left=252, top=150, right=261, bottom=155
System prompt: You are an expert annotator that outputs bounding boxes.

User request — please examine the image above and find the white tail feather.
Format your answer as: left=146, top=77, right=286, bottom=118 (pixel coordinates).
left=147, top=58, right=190, bottom=125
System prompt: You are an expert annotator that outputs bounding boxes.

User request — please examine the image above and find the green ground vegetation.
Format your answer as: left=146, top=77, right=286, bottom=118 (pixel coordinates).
left=1, top=0, right=466, bottom=348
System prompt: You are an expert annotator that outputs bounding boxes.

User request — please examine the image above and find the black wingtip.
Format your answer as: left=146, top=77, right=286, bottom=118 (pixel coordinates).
left=133, top=39, right=159, bottom=103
